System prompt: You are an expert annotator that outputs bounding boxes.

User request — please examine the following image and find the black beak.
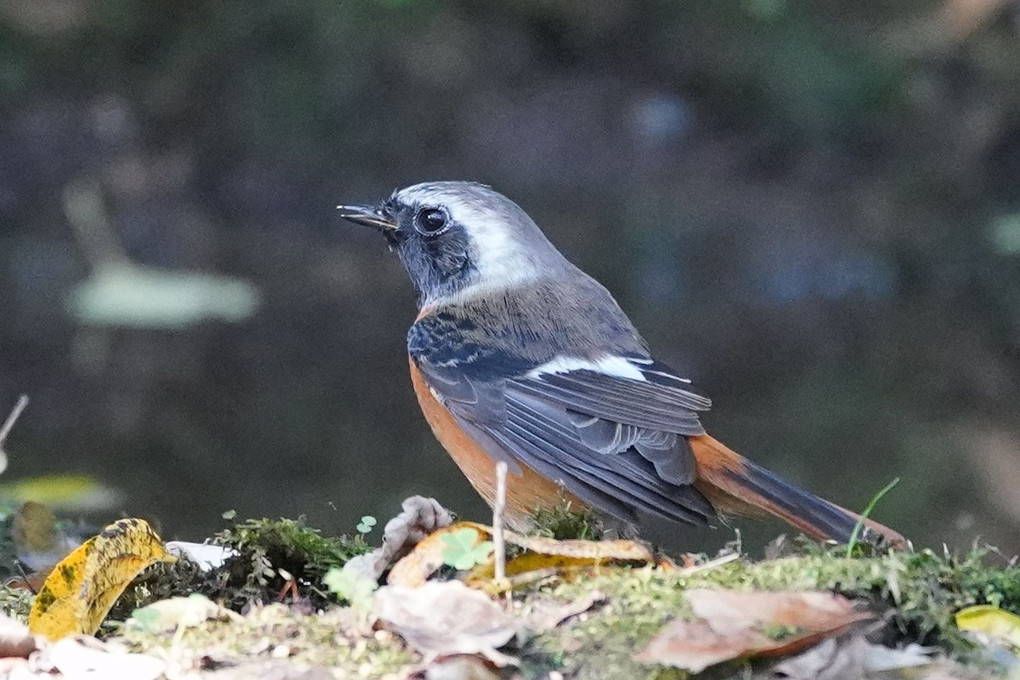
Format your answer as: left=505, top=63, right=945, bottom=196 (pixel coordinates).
left=336, top=204, right=397, bottom=232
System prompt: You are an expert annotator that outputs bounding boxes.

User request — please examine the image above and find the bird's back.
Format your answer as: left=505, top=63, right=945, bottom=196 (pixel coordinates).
left=410, top=274, right=650, bottom=374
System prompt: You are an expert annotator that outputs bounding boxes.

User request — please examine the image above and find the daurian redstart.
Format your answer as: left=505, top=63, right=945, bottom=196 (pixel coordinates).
left=340, top=182, right=904, bottom=546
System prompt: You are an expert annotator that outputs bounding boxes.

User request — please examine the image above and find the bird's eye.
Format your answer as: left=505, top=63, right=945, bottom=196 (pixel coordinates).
left=415, top=208, right=448, bottom=234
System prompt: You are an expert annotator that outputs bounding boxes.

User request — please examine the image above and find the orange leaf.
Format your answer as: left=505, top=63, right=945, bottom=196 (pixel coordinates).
left=388, top=522, right=491, bottom=587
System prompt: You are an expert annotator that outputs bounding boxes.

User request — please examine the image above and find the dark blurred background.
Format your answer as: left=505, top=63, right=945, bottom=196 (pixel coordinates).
left=2, top=0, right=1019, bottom=554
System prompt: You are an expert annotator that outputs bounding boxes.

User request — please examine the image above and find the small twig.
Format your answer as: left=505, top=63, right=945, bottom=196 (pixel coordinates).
left=0, top=395, right=29, bottom=449
left=676, top=551, right=740, bottom=576
left=493, top=462, right=508, bottom=602
left=13, top=561, right=38, bottom=595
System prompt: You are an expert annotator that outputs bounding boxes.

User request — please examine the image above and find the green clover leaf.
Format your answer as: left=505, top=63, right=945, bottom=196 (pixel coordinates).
left=440, top=527, right=494, bottom=571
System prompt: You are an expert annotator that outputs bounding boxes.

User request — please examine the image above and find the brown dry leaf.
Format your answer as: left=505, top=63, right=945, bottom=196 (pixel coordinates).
left=28, top=518, right=177, bottom=640
left=373, top=581, right=517, bottom=665
left=519, top=589, right=605, bottom=635
left=413, top=655, right=501, bottom=680
left=636, top=589, right=872, bottom=673
left=388, top=521, right=490, bottom=587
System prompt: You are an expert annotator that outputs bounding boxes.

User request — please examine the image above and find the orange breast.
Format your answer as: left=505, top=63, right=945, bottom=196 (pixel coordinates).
left=408, top=358, right=584, bottom=529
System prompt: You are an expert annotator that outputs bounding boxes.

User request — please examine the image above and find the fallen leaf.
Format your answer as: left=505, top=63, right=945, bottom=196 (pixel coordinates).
left=28, top=518, right=177, bottom=640
left=374, top=581, right=517, bottom=665
left=393, top=521, right=654, bottom=587
left=636, top=589, right=872, bottom=673
left=0, top=613, right=36, bottom=658
left=474, top=531, right=653, bottom=583
left=414, top=654, right=501, bottom=680
left=471, top=552, right=604, bottom=582
left=344, top=496, right=454, bottom=584
left=639, top=618, right=750, bottom=674
left=519, top=590, right=605, bottom=635
left=388, top=522, right=490, bottom=587
left=503, top=532, right=653, bottom=562
left=956, top=605, right=1020, bottom=649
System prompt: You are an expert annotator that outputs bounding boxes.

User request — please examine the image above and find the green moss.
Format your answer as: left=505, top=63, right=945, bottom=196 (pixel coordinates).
left=0, top=583, right=34, bottom=621
left=25, top=509, right=1017, bottom=679
left=520, top=545, right=1020, bottom=678
left=760, top=623, right=804, bottom=640
left=110, top=540, right=1013, bottom=680
left=213, top=516, right=370, bottom=609
left=106, top=552, right=212, bottom=625
left=117, top=603, right=415, bottom=677
left=522, top=567, right=696, bottom=680
left=529, top=503, right=607, bottom=541
left=108, top=516, right=372, bottom=623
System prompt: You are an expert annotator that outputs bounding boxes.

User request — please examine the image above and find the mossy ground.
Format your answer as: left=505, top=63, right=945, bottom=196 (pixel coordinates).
left=522, top=548, right=1019, bottom=679
left=104, top=515, right=373, bottom=622
left=114, top=604, right=415, bottom=679
left=9, top=512, right=1020, bottom=679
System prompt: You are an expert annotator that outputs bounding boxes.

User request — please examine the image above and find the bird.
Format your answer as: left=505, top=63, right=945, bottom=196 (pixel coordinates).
left=338, top=181, right=905, bottom=547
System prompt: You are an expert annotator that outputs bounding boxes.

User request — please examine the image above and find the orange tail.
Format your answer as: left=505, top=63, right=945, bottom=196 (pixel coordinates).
left=690, top=435, right=906, bottom=548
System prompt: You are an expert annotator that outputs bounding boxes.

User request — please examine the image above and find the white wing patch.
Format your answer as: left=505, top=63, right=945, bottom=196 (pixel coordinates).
left=527, top=355, right=647, bottom=381
left=640, top=368, right=693, bottom=384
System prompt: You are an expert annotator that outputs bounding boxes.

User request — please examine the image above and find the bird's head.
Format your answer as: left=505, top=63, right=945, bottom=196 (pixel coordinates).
left=339, top=181, right=570, bottom=307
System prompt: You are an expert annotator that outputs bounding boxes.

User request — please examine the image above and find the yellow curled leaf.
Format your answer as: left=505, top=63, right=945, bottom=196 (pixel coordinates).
left=469, top=530, right=652, bottom=587
left=29, top=518, right=176, bottom=640
left=956, top=605, right=1020, bottom=649
left=470, top=552, right=607, bottom=581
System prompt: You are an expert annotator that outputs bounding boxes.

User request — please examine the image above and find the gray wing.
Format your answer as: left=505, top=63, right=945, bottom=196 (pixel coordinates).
left=417, top=358, right=717, bottom=526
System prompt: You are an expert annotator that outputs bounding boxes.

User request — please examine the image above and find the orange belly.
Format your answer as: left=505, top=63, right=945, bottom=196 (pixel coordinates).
left=408, top=358, right=584, bottom=529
